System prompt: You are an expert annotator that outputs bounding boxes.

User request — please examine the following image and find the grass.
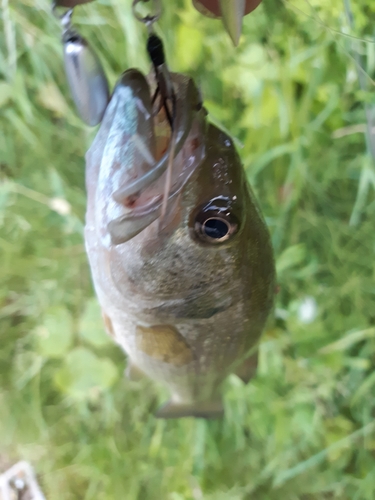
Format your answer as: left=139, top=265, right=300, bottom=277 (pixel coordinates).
left=1, top=0, right=375, bottom=498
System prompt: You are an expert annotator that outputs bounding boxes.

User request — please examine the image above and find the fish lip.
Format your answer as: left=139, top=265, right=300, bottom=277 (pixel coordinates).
left=112, top=77, right=201, bottom=203
left=106, top=75, right=207, bottom=245
left=107, top=136, right=207, bottom=245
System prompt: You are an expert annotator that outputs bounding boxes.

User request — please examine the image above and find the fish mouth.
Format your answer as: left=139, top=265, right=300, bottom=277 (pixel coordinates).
left=105, top=70, right=206, bottom=245
left=112, top=77, right=199, bottom=203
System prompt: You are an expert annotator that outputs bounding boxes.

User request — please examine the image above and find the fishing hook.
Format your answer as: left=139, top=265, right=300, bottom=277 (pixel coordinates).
left=132, top=0, right=176, bottom=130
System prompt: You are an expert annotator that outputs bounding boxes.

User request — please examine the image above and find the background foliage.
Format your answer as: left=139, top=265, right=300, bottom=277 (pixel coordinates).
left=1, top=0, right=375, bottom=498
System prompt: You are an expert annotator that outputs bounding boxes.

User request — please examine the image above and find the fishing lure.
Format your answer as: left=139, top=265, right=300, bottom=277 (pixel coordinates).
left=53, top=2, right=109, bottom=125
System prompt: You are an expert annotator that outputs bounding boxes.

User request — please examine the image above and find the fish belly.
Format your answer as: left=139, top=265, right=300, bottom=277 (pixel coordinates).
left=106, top=310, right=224, bottom=403
left=85, top=230, right=259, bottom=418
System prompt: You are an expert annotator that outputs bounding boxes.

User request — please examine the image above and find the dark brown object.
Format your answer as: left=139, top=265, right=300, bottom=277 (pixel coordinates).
left=54, top=0, right=94, bottom=7
left=195, top=0, right=262, bottom=17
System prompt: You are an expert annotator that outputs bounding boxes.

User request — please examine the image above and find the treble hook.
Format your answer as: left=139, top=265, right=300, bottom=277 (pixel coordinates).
left=132, top=0, right=176, bottom=130
left=147, top=33, right=176, bottom=129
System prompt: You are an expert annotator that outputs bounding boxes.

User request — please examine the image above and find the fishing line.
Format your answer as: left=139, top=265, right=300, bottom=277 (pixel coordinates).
left=132, top=0, right=177, bottom=221
left=286, top=0, right=375, bottom=87
left=286, top=0, right=375, bottom=45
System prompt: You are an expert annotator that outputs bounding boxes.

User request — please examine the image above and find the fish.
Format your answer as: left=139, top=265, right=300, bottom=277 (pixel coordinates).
left=84, top=67, right=275, bottom=419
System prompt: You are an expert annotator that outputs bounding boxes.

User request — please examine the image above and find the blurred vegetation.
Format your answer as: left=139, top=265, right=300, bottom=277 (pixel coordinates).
left=1, top=0, right=375, bottom=498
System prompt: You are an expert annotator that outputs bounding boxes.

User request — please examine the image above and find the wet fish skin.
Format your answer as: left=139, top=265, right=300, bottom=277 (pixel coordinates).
left=85, top=69, right=275, bottom=418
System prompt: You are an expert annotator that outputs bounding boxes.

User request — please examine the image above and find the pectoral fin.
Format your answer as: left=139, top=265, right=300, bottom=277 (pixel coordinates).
left=156, top=400, right=224, bottom=419
left=135, top=324, right=194, bottom=366
left=235, top=353, right=258, bottom=384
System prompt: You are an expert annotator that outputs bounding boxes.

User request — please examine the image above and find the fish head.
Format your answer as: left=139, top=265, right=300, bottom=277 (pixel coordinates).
left=85, top=68, right=274, bottom=324
left=102, top=137, right=272, bottom=324
left=85, top=68, right=206, bottom=246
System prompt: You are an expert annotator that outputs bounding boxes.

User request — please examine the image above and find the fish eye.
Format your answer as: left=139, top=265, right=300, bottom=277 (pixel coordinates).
left=192, top=200, right=239, bottom=244
left=200, top=217, right=231, bottom=241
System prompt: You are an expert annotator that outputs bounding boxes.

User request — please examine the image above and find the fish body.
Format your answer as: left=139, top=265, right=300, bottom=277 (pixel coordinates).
left=85, top=69, right=275, bottom=418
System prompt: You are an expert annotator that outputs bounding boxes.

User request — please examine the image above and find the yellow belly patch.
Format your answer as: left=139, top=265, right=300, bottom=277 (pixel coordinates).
left=136, top=324, right=193, bottom=366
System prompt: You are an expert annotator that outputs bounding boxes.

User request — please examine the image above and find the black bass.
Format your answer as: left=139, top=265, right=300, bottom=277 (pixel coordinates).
left=84, top=68, right=275, bottom=418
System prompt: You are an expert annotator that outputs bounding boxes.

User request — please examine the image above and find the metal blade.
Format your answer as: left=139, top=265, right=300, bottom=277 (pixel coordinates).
left=219, top=0, right=246, bottom=46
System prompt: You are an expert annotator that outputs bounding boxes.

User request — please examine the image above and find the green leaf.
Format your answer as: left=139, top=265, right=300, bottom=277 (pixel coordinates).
left=320, top=328, right=375, bottom=354
left=37, top=82, right=70, bottom=117
left=79, top=298, right=111, bottom=347
left=175, top=24, right=204, bottom=71
left=0, top=83, right=12, bottom=107
left=276, top=244, right=307, bottom=275
left=35, top=306, right=74, bottom=359
left=54, top=347, right=118, bottom=398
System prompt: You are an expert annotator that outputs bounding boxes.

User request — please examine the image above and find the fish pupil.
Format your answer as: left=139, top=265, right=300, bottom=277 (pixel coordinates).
left=203, top=218, right=229, bottom=240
